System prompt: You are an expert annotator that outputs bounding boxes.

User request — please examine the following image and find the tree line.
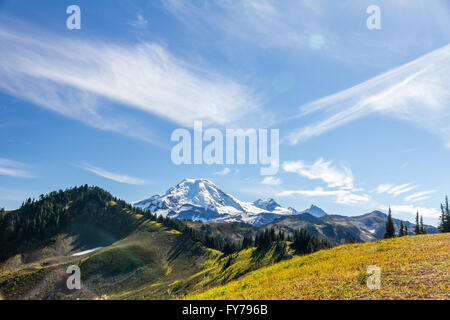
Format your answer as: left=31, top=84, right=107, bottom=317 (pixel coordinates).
left=0, top=186, right=141, bottom=261
left=383, top=206, right=426, bottom=239
left=252, top=227, right=329, bottom=257
left=2, top=188, right=448, bottom=262
left=0, top=185, right=335, bottom=260
left=383, top=195, right=450, bottom=239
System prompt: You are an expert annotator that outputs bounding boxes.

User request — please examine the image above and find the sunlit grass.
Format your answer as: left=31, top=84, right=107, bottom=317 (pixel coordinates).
left=187, top=234, right=450, bottom=300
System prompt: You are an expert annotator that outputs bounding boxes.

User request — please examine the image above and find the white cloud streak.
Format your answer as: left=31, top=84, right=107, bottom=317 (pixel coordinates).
left=214, top=168, right=231, bottom=176
left=261, top=176, right=282, bottom=186
left=376, top=184, right=418, bottom=197
left=287, top=44, right=450, bottom=147
left=404, top=190, right=436, bottom=202
left=162, top=0, right=310, bottom=50
left=0, top=157, right=34, bottom=178
left=0, top=20, right=258, bottom=145
left=283, top=158, right=354, bottom=189
left=277, top=187, right=370, bottom=205
left=163, top=0, right=450, bottom=66
left=389, top=205, right=441, bottom=218
left=281, top=157, right=370, bottom=205
left=78, top=162, right=149, bottom=185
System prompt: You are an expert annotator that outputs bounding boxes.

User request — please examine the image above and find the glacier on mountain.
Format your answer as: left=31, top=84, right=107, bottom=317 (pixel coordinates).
left=134, top=178, right=326, bottom=226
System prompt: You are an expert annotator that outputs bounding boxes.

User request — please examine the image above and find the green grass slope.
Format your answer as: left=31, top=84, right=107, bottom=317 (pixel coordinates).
left=0, top=187, right=287, bottom=300
left=0, top=222, right=287, bottom=300
left=186, top=233, right=450, bottom=300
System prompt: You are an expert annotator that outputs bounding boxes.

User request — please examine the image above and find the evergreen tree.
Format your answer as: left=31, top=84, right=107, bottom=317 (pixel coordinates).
left=438, top=196, right=450, bottom=233
left=383, top=207, right=396, bottom=239
left=420, top=216, right=427, bottom=234
left=241, top=235, right=254, bottom=249
left=404, top=224, right=408, bottom=236
left=222, top=240, right=237, bottom=255
left=414, top=211, right=421, bottom=235
left=399, top=221, right=405, bottom=237
left=274, top=241, right=287, bottom=262
left=292, top=229, right=330, bottom=254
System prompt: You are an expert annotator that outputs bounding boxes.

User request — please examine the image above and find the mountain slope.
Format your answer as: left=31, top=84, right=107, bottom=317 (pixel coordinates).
left=187, top=233, right=450, bottom=300
left=322, top=211, right=438, bottom=241
left=301, top=205, right=327, bottom=217
left=0, top=186, right=142, bottom=263
left=134, top=179, right=297, bottom=226
left=264, top=213, right=362, bottom=245
left=0, top=186, right=286, bottom=300
left=0, top=222, right=287, bottom=300
left=266, top=210, right=438, bottom=243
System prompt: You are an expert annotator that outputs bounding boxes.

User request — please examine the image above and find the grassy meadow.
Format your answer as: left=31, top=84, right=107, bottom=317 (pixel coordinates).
left=186, top=233, right=450, bottom=300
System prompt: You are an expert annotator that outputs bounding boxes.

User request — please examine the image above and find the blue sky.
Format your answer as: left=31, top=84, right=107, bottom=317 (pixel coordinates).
left=1, top=0, right=449, bottom=226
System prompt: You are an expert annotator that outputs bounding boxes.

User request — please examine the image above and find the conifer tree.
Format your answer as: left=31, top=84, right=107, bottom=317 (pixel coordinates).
left=438, top=196, right=450, bottom=233
left=399, top=221, right=405, bottom=237
left=242, top=235, right=253, bottom=249
left=414, top=211, right=421, bottom=234
left=420, top=216, right=427, bottom=234
left=383, top=207, right=396, bottom=239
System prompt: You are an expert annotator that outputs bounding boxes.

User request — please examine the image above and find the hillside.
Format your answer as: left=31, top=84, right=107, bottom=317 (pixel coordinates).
left=1, top=185, right=446, bottom=300
left=266, top=210, right=438, bottom=244
left=0, top=186, right=142, bottom=262
left=264, top=213, right=361, bottom=245
left=0, top=227, right=287, bottom=300
left=187, top=233, right=450, bottom=300
left=184, top=221, right=260, bottom=243
left=0, top=186, right=287, bottom=300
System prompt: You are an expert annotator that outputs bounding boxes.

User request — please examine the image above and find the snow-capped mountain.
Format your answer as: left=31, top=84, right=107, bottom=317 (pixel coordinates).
left=134, top=178, right=305, bottom=226
left=301, top=205, right=328, bottom=217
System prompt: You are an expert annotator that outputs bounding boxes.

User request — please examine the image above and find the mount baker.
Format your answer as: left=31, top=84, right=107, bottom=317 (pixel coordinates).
left=134, top=178, right=325, bottom=226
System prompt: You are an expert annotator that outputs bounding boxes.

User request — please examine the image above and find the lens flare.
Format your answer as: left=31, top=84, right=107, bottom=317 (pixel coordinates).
left=309, top=34, right=325, bottom=50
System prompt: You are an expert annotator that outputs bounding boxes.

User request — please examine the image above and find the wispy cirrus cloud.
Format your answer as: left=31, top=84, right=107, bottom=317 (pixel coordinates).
left=0, top=157, right=34, bottom=178
left=261, top=176, right=282, bottom=186
left=163, top=0, right=311, bottom=50
left=404, top=190, right=436, bottom=203
left=78, top=162, right=149, bottom=185
left=163, top=0, right=450, bottom=65
left=0, top=19, right=259, bottom=146
left=387, top=205, right=441, bottom=218
left=280, top=158, right=369, bottom=205
left=287, top=44, right=450, bottom=147
left=376, top=184, right=418, bottom=197
left=277, top=187, right=370, bottom=205
left=214, top=168, right=231, bottom=176
left=282, top=158, right=354, bottom=189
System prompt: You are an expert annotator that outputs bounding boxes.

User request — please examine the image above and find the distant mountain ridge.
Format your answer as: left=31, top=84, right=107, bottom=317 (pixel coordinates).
left=301, top=205, right=327, bottom=217
left=134, top=178, right=324, bottom=226
left=135, top=178, right=438, bottom=242
left=268, top=210, right=438, bottom=243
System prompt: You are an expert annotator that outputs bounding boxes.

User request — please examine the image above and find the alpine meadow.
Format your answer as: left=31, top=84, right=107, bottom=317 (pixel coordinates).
left=1, top=0, right=449, bottom=307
